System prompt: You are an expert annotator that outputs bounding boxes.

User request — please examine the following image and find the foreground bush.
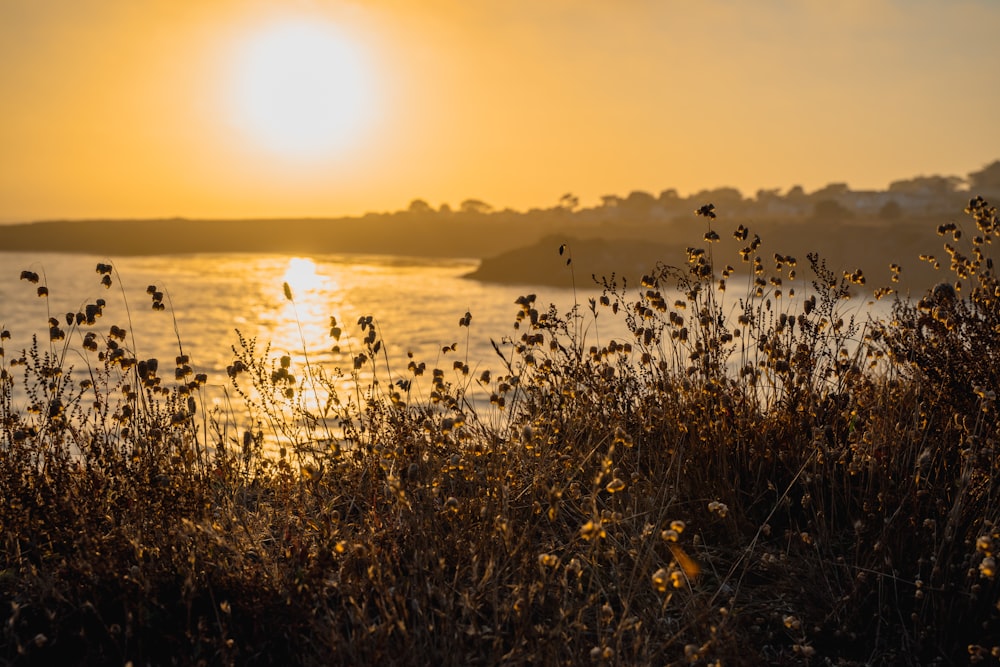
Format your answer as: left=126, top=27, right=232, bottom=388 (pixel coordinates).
left=2, top=201, right=1000, bottom=665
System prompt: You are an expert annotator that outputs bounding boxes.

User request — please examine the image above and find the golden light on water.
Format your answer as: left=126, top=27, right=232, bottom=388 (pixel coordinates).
left=273, top=257, right=339, bottom=363
left=281, top=257, right=325, bottom=295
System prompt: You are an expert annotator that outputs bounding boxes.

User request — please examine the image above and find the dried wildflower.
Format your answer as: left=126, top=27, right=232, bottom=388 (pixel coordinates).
left=600, top=603, right=614, bottom=623
left=974, top=387, right=997, bottom=402
left=605, top=478, right=626, bottom=493
left=695, top=203, right=716, bottom=219
left=581, top=519, right=606, bottom=541
left=707, top=501, right=729, bottom=518
left=538, top=553, right=558, bottom=568
left=651, top=567, right=670, bottom=593
left=793, top=644, right=816, bottom=657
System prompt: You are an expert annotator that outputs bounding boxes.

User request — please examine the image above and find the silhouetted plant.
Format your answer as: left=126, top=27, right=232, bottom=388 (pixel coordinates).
left=2, top=204, right=999, bottom=665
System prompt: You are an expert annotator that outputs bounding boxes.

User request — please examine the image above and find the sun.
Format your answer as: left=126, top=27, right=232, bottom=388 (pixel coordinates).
left=228, top=19, right=375, bottom=160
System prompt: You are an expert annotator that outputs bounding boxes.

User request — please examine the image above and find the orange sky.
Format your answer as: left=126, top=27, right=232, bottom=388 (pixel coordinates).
left=1, top=0, right=998, bottom=222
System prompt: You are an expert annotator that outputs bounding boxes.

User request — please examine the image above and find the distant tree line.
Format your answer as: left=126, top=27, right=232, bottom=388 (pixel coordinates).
left=398, top=159, right=1000, bottom=225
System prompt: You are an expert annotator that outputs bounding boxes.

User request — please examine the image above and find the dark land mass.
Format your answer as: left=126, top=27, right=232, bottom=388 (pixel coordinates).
left=0, top=210, right=963, bottom=295
left=0, top=216, right=524, bottom=258
left=465, top=215, right=953, bottom=295
left=4, top=157, right=1000, bottom=295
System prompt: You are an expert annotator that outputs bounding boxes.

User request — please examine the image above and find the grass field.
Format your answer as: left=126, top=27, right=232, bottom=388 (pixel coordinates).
left=2, top=199, right=999, bottom=665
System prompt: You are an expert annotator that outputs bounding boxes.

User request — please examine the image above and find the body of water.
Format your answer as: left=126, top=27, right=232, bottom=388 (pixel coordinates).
left=0, top=252, right=625, bottom=417
left=1, top=251, right=893, bottom=431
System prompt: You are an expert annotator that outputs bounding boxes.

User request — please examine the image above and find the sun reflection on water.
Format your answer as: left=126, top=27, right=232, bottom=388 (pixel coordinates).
left=271, top=257, right=342, bottom=361
left=281, top=257, right=324, bottom=294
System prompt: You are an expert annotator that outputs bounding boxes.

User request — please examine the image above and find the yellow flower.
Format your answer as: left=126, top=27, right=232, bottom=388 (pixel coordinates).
left=651, top=568, right=670, bottom=593
left=538, top=553, right=558, bottom=568
left=581, top=520, right=606, bottom=541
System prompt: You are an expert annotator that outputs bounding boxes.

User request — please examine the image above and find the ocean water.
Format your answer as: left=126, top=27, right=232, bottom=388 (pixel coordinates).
left=0, top=251, right=892, bottom=435
left=0, top=252, right=625, bottom=417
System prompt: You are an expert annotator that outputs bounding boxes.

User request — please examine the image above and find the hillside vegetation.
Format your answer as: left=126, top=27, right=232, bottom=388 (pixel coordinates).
left=2, top=200, right=1000, bottom=665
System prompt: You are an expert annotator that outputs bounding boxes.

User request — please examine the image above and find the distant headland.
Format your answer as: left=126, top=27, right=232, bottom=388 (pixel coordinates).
left=2, top=160, right=998, bottom=293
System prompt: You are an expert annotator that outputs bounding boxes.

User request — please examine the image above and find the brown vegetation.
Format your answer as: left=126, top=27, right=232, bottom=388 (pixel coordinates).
left=2, top=200, right=1000, bottom=665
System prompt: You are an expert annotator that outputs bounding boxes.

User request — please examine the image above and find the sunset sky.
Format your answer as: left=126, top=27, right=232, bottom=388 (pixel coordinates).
left=1, top=0, right=998, bottom=222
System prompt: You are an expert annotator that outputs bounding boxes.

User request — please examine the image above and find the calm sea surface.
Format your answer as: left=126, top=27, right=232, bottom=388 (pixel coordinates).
left=0, top=251, right=891, bottom=425
left=0, top=252, right=627, bottom=413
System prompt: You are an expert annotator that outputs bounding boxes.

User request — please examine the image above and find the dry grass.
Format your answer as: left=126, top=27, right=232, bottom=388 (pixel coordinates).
left=2, top=200, right=1000, bottom=665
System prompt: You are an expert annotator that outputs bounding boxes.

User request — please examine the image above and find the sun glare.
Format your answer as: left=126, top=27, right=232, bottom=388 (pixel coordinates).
left=229, top=19, right=375, bottom=160
left=281, top=257, right=324, bottom=294
left=275, top=256, right=331, bottom=354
